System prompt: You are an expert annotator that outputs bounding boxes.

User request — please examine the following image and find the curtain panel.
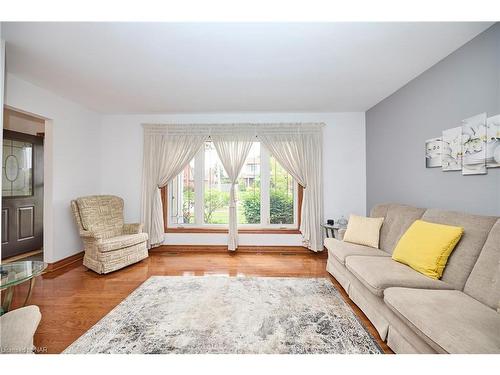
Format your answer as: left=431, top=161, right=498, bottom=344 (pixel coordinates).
left=141, top=123, right=324, bottom=251
left=211, top=134, right=254, bottom=250
left=141, top=130, right=209, bottom=247
left=259, top=132, right=324, bottom=251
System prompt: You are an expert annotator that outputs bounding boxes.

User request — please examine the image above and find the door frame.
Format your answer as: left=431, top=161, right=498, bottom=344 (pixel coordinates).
left=2, top=129, right=44, bottom=258
left=2, top=105, right=53, bottom=263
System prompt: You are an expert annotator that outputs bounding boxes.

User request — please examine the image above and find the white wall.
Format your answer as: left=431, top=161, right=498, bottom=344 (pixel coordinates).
left=2, top=71, right=366, bottom=256
left=100, top=112, right=366, bottom=246
left=4, top=73, right=102, bottom=262
left=2, top=71, right=366, bottom=257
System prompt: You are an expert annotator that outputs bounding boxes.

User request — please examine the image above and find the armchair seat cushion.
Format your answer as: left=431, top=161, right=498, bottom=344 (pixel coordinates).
left=325, top=238, right=390, bottom=265
left=98, top=233, right=148, bottom=253
left=345, top=256, right=454, bottom=297
left=384, top=288, right=500, bottom=353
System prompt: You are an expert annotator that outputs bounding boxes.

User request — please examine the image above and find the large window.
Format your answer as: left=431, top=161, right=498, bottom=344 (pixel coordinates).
left=166, top=141, right=298, bottom=230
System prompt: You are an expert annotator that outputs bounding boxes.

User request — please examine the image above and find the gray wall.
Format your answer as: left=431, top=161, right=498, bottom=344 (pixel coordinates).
left=366, top=23, right=500, bottom=216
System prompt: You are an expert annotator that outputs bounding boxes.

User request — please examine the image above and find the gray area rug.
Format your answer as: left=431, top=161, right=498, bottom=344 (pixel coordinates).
left=63, top=276, right=382, bottom=354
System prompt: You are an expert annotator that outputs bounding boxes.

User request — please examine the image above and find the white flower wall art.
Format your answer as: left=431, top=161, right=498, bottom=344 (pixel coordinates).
left=461, top=113, right=487, bottom=175
left=425, top=137, right=442, bottom=168
left=486, top=114, right=500, bottom=168
left=442, top=127, right=462, bottom=171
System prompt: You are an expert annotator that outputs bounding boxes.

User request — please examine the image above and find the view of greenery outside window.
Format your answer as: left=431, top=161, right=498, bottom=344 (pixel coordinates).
left=168, top=141, right=296, bottom=228
left=269, top=155, right=295, bottom=224
left=238, top=142, right=261, bottom=224
left=204, top=142, right=230, bottom=224
left=182, top=163, right=195, bottom=223
left=241, top=153, right=295, bottom=225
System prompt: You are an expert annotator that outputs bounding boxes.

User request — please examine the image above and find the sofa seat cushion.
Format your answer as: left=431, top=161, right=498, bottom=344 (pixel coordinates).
left=345, top=256, right=453, bottom=297
left=98, top=233, right=148, bottom=253
left=384, top=288, right=500, bottom=353
left=325, top=238, right=390, bottom=265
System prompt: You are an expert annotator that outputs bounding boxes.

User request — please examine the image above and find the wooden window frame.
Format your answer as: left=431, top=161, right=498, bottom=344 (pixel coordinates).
left=161, top=185, right=303, bottom=234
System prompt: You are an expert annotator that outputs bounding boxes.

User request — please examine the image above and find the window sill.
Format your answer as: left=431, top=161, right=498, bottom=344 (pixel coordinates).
left=165, top=227, right=301, bottom=234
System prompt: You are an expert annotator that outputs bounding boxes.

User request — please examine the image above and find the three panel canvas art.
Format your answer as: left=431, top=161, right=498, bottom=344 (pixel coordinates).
left=425, top=113, right=500, bottom=175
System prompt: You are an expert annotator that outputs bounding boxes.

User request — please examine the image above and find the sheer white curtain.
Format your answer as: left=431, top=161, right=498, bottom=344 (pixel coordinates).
left=141, top=132, right=208, bottom=247
left=259, top=131, right=323, bottom=251
left=212, top=134, right=254, bottom=251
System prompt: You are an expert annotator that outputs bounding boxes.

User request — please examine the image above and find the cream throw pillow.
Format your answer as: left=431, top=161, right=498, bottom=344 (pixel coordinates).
left=343, top=214, right=384, bottom=249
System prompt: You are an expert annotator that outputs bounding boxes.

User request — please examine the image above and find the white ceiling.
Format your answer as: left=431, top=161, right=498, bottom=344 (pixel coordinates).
left=2, top=22, right=494, bottom=114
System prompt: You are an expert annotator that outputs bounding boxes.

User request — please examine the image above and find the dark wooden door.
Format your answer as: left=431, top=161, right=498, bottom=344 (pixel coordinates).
left=1, top=130, right=44, bottom=259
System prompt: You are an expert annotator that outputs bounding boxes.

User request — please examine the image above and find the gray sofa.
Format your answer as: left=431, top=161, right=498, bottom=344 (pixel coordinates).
left=325, top=203, right=500, bottom=354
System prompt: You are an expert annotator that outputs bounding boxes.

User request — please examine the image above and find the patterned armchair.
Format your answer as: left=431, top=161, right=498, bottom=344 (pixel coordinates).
left=71, top=195, right=148, bottom=274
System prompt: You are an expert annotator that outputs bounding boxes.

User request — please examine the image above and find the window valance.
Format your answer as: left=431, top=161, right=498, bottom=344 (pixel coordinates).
left=142, top=122, right=324, bottom=137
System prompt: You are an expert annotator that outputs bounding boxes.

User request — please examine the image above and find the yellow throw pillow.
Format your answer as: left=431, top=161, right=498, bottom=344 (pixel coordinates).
left=343, top=214, right=384, bottom=249
left=392, top=220, right=464, bottom=279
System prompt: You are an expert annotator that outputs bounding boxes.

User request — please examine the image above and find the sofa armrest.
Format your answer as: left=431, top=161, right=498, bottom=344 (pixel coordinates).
left=337, top=228, right=346, bottom=241
left=123, top=223, right=143, bottom=235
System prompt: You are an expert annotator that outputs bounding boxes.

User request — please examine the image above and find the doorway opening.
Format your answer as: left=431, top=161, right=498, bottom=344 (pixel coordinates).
left=2, top=108, right=45, bottom=262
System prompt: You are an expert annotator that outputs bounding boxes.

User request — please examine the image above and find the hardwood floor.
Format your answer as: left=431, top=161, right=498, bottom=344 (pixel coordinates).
left=6, top=248, right=392, bottom=354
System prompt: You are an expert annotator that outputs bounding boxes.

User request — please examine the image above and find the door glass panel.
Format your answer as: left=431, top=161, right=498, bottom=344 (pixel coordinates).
left=2, top=139, right=33, bottom=197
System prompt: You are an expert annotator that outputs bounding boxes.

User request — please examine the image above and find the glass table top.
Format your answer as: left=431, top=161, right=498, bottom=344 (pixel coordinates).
left=0, top=261, right=47, bottom=289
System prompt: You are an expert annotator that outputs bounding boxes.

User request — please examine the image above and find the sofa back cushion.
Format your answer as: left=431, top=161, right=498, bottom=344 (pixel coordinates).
left=76, top=195, right=124, bottom=238
left=420, top=209, right=497, bottom=290
left=371, top=203, right=426, bottom=254
left=370, top=203, right=390, bottom=219
left=464, top=219, right=500, bottom=309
